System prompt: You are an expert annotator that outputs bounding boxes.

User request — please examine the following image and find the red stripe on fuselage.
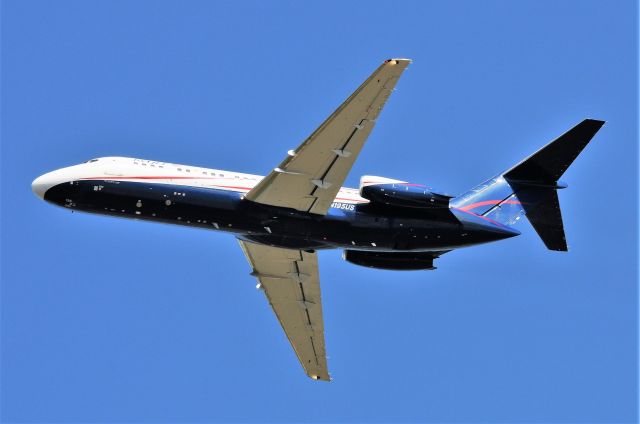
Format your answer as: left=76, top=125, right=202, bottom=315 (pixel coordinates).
left=459, top=199, right=521, bottom=211
left=79, top=176, right=369, bottom=203
left=81, top=176, right=222, bottom=180
left=452, top=207, right=510, bottom=228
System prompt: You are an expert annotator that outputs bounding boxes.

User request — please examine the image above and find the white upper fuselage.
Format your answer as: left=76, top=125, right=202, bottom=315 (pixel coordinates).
left=32, top=156, right=369, bottom=204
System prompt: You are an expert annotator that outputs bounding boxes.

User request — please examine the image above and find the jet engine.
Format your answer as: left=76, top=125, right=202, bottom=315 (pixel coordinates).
left=342, top=250, right=440, bottom=270
left=359, top=175, right=452, bottom=209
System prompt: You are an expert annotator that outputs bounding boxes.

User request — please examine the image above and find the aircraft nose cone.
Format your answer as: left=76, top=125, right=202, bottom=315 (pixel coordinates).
left=31, top=172, right=58, bottom=200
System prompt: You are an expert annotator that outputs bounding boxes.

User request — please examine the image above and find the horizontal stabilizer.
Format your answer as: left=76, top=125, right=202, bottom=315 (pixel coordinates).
left=515, top=186, right=567, bottom=251
left=504, top=119, right=605, bottom=183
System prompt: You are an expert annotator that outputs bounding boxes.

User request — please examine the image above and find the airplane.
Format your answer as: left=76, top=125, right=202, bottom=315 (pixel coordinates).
left=32, top=58, right=605, bottom=381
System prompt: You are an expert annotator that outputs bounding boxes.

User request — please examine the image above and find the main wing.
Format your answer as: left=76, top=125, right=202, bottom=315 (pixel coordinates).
left=238, top=240, right=329, bottom=381
left=244, top=58, right=412, bottom=215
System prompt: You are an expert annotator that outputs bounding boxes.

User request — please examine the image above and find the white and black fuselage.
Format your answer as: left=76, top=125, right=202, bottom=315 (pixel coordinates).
left=32, top=156, right=518, bottom=265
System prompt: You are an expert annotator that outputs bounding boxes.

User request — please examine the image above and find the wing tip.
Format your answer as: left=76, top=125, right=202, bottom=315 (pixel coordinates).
left=309, top=373, right=332, bottom=382
left=385, top=58, right=412, bottom=66
left=583, top=118, right=606, bottom=128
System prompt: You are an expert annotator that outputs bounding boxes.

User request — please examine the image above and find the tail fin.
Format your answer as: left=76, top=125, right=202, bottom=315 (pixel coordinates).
left=451, top=119, right=605, bottom=251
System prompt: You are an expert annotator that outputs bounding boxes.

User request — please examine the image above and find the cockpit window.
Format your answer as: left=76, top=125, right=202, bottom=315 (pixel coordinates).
left=86, top=158, right=99, bottom=163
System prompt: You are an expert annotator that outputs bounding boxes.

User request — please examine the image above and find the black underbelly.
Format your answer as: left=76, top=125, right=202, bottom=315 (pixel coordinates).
left=43, top=180, right=469, bottom=251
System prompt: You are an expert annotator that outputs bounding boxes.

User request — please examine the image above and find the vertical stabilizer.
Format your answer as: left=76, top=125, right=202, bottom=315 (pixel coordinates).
left=451, top=119, right=605, bottom=251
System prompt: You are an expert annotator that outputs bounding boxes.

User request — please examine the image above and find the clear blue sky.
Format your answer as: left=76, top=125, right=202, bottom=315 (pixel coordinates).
left=2, top=0, right=637, bottom=422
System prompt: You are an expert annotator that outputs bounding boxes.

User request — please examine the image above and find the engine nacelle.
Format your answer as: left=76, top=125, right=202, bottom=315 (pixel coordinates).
left=343, top=250, right=439, bottom=270
left=359, top=175, right=452, bottom=209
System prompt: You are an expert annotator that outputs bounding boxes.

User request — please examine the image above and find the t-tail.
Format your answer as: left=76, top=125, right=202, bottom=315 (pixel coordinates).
left=451, top=119, right=605, bottom=251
